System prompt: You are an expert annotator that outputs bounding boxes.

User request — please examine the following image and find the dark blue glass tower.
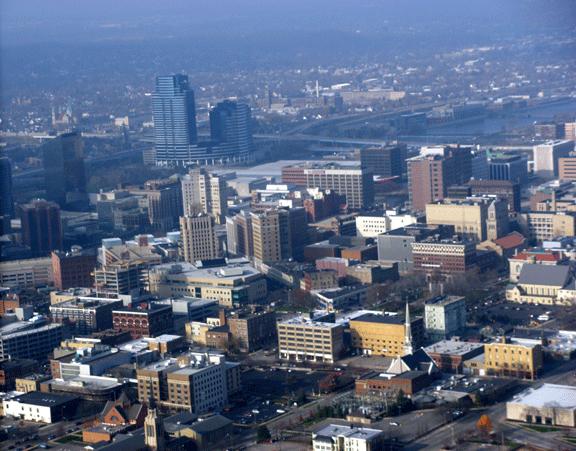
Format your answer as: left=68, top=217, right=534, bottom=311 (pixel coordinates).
left=209, top=100, right=253, bottom=163
left=152, top=75, right=198, bottom=166
left=0, top=157, right=14, bottom=217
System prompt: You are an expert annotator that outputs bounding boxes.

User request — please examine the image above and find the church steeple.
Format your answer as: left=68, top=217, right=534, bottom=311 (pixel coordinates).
left=403, top=302, right=413, bottom=356
left=144, top=403, right=165, bottom=451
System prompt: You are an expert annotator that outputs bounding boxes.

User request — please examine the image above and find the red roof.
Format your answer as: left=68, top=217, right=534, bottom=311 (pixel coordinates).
left=511, top=250, right=562, bottom=262
left=493, top=232, right=526, bottom=250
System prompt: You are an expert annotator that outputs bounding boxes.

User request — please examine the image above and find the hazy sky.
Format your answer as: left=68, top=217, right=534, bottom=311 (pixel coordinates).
left=2, top=0, right=575, bottom=46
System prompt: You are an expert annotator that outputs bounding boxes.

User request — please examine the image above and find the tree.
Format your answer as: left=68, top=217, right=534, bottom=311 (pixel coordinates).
left=395, top=389, right=412, bottom=414
left=476, top=414, right=493, bottom=439
left=257, top=425, right=272, bottom=443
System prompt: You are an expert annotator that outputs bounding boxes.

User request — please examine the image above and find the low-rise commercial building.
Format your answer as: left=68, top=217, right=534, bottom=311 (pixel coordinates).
left=312, top=424, right=384, bottom=451
left=0, top=319, right=63, bottom=361
left=3, top=392, right=78, bottom=423
left=485, top=338, right=543, bottom=380
left=355, top=211, right=418, bottom=238
left=52, top=345, right=131, bottom=380
left=411, top=238, right=479, bottom=276
left=112, top=304, right=173, bottom=338
left=424, top=340, right=484, bottom=373
left=313, top=285, right=369, bottom=311
left=49, top=296, right=123, bottom=335
left=0, top=257, right=53, bottom=289
left=345, top=262, right=399, bottom=285
left=301, top=270, right=339, bottom=292
left=507, top=384, right=576, bottom=427
left=355, top=370, right=432, bottom=396
left=149, top=260, right=267, bottom=307
left=227, top=310, right=277, bottom=353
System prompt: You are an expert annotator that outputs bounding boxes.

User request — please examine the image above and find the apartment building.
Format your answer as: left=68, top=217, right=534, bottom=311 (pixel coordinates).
left=136, top=353, right=238, bottom=414
left=424, top=295, right=467, bottom=341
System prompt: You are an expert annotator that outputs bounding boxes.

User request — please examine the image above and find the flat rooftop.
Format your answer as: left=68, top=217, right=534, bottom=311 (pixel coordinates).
left=425, top=295, right=465, bottom=306
left=424, top=340, right=484, bottom=355
left=350, top=312, right=405, bottom=325
left=510, top=384, right=576, bottom=409
left=280, top=316, right=341, bottom=329
left=11, top=391, right=77, bottom=407
left=315, top=424, right=382, bottom=440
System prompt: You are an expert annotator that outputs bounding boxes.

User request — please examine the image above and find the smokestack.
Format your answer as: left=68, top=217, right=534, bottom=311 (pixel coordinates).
left=219, top=309, right=227, bottom=326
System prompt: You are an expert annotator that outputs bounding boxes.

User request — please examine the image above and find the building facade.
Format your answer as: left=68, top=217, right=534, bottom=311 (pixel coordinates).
left=51, top=249, right=97, bottom=290
left=112, top=304, right=173, bottom=338
left=349, top=312, right=424, bottom=357
left=424, top=296, right=467, bottom=341
left=181, top=168, right=228, bottom=223
left=277, top=317, right=344, bottom=363
left=359, top=144, right=407, bottom=178
left=19, top=199, right=62, bottom=256
left=152, top=74, right=198, bottom=166
left=180, top=214, right=220, bottom=263
left=407, top=146, right=472, bottom=212
left=533, top=140, right=574, bottom=178
left=282, top=164, right=374, bottom=209
left=484, top=338, right=543, bottom=380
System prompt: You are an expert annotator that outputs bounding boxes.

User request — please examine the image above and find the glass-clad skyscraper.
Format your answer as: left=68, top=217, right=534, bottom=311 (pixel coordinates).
left=209, top=100, right=253, bottom=164
left=152, top=75, right=198, bottom=166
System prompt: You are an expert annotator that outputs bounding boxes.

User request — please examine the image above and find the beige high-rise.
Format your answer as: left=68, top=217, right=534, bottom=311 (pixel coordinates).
left=181, top=168, right=228, bottom=224
left=251, top=209, right=287, bottom=262
left=180, top=214, right=220, bottom=263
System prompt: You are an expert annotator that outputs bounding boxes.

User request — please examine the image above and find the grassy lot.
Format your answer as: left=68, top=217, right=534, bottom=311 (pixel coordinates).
left=521, top=424, right=561, bottom=433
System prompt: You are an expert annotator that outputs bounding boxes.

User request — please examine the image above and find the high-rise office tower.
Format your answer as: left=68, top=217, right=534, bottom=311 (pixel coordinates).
left=407, top=145, right=472, bottom=212
left=360, top=144, right=407, bottom=179
left=488, top=153, right=528, bottom=184
left=287, top=207, right=307, bottom=261
left=152, top=74, right=198, bottom=167
left=129, top=178, right=183, bottom=233
left=42, top=132, right=87, bottom=210
left=533, top=140, right=575, bottom=178
left=0, top=157, right=14, bottom=217
left=226, top=210, right=254, bottom=257
left=209, top=100, right=253, bottom=163
left=181, top=168, right=228, bottom=224
left=19, top=199, right=62, bottom=256
left=180, top=214, right=220, bottom=263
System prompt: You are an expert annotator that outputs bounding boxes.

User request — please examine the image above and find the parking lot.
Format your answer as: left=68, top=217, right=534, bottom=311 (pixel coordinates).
left=227, top=368, right=335, bottom=425
left=468, top=297, right=566, bottom=330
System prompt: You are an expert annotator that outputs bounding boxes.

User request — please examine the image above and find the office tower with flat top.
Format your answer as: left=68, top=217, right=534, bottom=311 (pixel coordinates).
left=43, top=132, right=88, bottom=210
